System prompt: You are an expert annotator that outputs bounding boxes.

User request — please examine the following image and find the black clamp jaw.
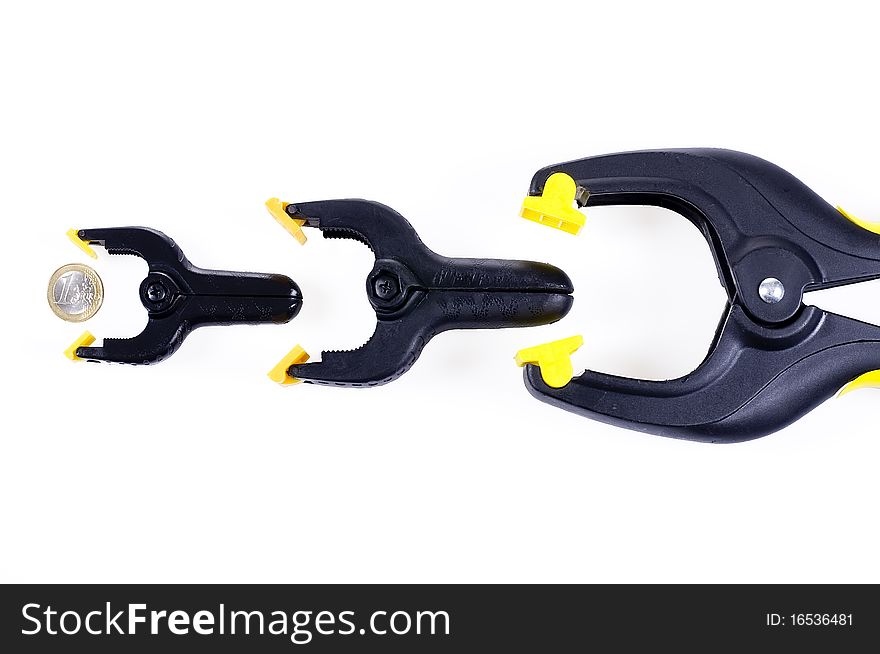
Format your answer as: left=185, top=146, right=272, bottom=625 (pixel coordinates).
left=518, top=149, right=880, bottom=442
left=67, top=227, right=301, bottom=364
left=267, top=199, right=573, bottom=386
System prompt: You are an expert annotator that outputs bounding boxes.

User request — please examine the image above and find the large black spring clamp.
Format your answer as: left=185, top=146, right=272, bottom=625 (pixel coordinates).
left=515, top=149, right=880, bottom=442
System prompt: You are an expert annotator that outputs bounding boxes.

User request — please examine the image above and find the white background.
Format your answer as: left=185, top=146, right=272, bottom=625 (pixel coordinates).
left=1, top=1, right=878, bottom=583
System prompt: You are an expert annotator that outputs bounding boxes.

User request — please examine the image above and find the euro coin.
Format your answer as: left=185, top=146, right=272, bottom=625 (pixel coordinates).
left=47, top=263, right=104, bottom=322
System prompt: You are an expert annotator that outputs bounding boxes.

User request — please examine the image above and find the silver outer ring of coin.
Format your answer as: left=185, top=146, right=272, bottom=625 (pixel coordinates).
left=47, top=263, right=104, bottom=323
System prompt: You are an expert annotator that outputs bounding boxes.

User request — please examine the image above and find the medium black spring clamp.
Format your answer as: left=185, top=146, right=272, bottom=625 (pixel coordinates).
left=264, top=198, right=573, bottom=386
left=64, top=227, right=301, bottom=364
left=515, top=149, right=880, bottom=442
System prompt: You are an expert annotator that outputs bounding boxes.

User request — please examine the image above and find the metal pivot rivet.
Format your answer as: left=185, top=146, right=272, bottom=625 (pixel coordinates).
left=146, top=282, right=167, bottom=302
left=758, top=277, right=785, bottom=304
left=373, top=275, right=399, bottom=300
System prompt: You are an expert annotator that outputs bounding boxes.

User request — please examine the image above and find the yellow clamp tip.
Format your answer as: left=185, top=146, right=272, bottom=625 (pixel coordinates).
left=64, top=331, right=96, bottom=361
left=266, top=197, right=307, bottom=245
left=520, top=172, right=586, bottom=235
left=268, top=344, right=310, bottom=385
left=515, top=335, right=584, bottom=388
left=839, top=370, right=880, bottom=397
left=837, top=206, right=880, bottom=236
left=67, top=229, right=97, bottom=259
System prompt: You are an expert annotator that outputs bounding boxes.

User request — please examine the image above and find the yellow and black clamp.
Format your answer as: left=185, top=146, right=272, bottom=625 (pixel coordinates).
left=264, top=196, right=574, bottom=386
left=514, top=149, right=880, bottom=442
left=61, top=227, right=302, bottom=365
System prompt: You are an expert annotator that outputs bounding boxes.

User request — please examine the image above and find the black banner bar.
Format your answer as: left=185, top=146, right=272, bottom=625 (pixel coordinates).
left=1, top=584, right=875, bottom=651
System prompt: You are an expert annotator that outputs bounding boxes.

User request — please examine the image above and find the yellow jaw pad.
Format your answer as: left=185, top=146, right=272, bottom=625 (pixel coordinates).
left=64, top=331, right=96, bottom=361
left=67, top=229, right=97, bottom=258
left=266, top=197, right=307, bottom=245
left=268, top=344, right=310, bottom=385
left=839, top=370, right=880, bottom=397
left=515, top=335, right=584, bottom=388
left=520, top=172, right=586, bottom=235
left=837, top=206, right=880, bottom=236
